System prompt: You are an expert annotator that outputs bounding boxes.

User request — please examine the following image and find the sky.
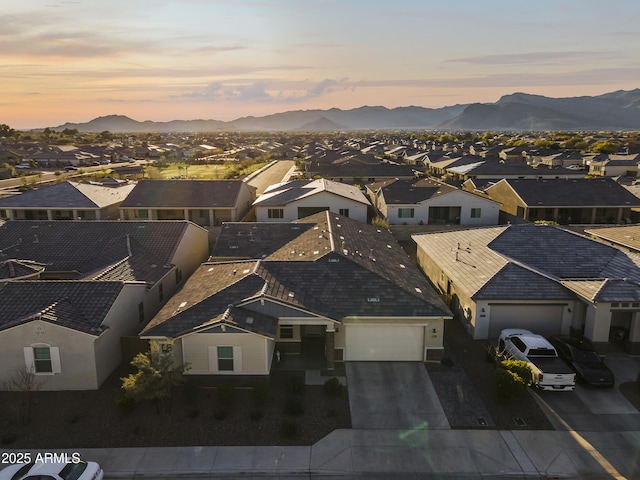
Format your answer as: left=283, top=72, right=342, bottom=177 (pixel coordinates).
left=2, top=0, right=640, bottom=129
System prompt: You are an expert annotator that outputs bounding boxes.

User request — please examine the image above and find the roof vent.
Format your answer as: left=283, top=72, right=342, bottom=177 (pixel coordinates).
left=328, top=258, right=340, bottom=263
left=246, top=317, right=254, bottom=325
left=367, top=297, right=380, bottom=303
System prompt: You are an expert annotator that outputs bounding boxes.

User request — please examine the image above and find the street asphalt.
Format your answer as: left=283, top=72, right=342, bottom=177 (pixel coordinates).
left=2, top=358, right=640, bottom=479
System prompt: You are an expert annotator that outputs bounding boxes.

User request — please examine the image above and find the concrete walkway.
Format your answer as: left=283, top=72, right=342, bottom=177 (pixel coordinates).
left=346, top=362, right=450, bottom=430
left=43, top=428, right=638, bottom=478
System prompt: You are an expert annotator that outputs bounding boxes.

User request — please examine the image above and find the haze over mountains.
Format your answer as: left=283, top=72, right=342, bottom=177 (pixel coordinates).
left=49, top=89, right=640, bottom=133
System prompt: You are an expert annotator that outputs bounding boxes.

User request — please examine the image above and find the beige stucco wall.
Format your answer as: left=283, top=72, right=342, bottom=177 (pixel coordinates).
left=256, top=191, right=369, bottom=223
left=0, top=320, right=99, bottom=391
left=181, top=331, right=270, bottom=375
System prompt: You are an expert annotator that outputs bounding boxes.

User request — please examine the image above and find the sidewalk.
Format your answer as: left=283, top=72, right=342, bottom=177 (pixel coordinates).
left=55, top=427, right=639, bottom=478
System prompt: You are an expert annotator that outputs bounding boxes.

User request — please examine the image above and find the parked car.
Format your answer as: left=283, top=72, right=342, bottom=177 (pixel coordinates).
left=547, top=335, right=615, bottom=388
left=0, top=460, right=103, bottom=480
left=64, top=166, right=79, bottom=171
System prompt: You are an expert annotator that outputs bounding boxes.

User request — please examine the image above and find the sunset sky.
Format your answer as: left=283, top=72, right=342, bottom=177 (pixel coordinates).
left=2, top=0, right=640, bottom=129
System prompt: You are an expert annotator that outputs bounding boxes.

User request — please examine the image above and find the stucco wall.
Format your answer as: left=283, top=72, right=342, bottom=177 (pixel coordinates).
left=256, top=191, right=368, bottom=223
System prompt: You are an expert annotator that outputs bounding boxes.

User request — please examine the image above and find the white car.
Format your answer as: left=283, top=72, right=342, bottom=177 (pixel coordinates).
left=0, top=461, right=103, bottom=480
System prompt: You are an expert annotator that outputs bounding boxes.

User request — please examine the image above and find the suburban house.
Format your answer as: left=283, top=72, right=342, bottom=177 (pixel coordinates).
left=0, top=180, right=135, bottom=221
left=0, top=281, right=148, bottom=390
left=585, top=225, right=640, bottom=255
left=253, top=178, right=370, bottom=223
left=119, top=180, right=256, bottom=226
left=365, top=178, right=499, bottom=225
left=0, top=220, right=210, bottom=389
left=304, top=154, right=416, bottom=184
left=482, top=177, right=640, bottom=224
left=140, top=211, right=452, bottom=375
left=413, top=223, right=640, bottom=353
left=587, top=154, right=640, bottom=177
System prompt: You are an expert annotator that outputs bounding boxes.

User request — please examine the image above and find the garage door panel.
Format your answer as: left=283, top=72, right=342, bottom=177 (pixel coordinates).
left=488, top=304, right=564, bottom=338
left=346, top=325, right=424, bottom=361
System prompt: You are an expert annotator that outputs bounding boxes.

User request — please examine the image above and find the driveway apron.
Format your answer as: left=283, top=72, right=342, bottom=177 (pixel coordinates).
left=346, top=362, right=450, bottom=430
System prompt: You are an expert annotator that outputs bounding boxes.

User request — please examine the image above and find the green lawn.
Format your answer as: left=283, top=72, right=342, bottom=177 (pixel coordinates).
left=151, top=162, right=269, bottom=180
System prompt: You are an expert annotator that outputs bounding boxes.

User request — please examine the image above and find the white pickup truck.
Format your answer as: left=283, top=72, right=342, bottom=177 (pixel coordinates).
left=497, top=329, right=576, bottom=392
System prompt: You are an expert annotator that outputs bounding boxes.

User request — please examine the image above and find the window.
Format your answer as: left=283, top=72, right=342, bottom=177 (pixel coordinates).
left=25, top=345, right=61, bottom=374
left=217, top=346, right=234, bottom=371
left=175, top=266, right=183, bottom=284
left=138, top=301, right=144, bottom=323
left=398, top=208, right=415, bottom=218
left=339, top=208, right=349, bottom=217
left=158, top=283, right=164, bottom=302
left=268, top=208, right=284, bottom=219
left=279, top=325, right=294, bottom=339
left=33, top=347, right=52, bottom=373
left=471, top=208, right=482, bottom=218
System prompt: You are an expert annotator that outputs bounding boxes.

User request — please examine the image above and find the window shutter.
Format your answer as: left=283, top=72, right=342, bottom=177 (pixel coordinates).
left=208, top=346, right=218, bottom=372
left=233, top=346, right=242, bottom=372
left=23, top=347, right=35, bottom=373
left=50, top=347, right=61, bottom=374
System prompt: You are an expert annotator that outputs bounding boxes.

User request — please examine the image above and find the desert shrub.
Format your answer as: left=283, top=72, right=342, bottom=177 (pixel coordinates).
left=501, top=360, right=532, bottom=387
left=496, top=366, right=527, bottom=403
left=280, top=419, right=298, bottom=438
left=323, top=377, right=343, bottom=396
left=115, top=392, right=136, bottom=414
left=287, top=374, right=305, bottom=395
left=252, top=381, right=270, bottom=404
left=283, top=398, right=304, bottom=416
left=216, top=383, right=235, bottom=406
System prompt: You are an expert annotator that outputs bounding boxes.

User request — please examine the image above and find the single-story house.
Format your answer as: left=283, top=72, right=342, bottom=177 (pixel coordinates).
left=119, top=180, right=256, bottom=226
left=0, top=181, right=136, bottom=221
left=366, top=178, right=499, bottom=225
left=0, top=281, right=148, bottom=390
left=483, top=177, right=640, bottom=224
left=413, top=224, right=640, bottom=353
left=253, top=178, right=370, bottom=223
left=141, top=211, right=452, bottom=375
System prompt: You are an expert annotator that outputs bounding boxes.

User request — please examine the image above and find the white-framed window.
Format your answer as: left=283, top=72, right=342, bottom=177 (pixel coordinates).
left=268, top=208, right=284, bottom=219
left=339, top=208, right=349, bottom=217
left=279, top=325, right=294, bottom=339
left=158, top=283, right=164, bottom=302
left=471, top=208, right=482, bottom=218
left=24, top=345, right=61, bottom=375
left=398, top=208, right=415, bottom=218
left=217, top=346, right=234, bottom=371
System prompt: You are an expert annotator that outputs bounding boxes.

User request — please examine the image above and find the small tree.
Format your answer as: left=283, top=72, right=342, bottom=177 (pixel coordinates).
left=2, top=366, right=43, bottom=424
left=121, top=344, right=188, bottom=412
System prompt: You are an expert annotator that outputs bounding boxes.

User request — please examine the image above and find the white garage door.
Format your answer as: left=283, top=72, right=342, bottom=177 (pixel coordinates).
left=345, top=325, right=424, bottom=361
left=488, top=304, right=565, bottom=339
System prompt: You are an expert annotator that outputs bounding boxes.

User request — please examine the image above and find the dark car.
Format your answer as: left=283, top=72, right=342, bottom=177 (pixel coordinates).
left=547, top=335, right=614, bottom=388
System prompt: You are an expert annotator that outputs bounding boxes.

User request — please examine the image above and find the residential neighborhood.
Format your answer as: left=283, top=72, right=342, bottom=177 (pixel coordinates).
left=1, top=128, right=640, bottom=478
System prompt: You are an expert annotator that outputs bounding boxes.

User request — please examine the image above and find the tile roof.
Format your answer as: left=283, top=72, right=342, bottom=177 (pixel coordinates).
left=490, top=178, right=640, bottom=207
left=0, top=281, right=124, bottom=335
left=0, top=259, right=46, bottom=281
left=0, top=221, right=192, bottom=283
left=413, top=224, right=640, bottom=302
left=253, top=178, right=370, bottom=207
left=120, top=180, right=252, bottom=209
left=146, top=212, right=451, bottom=339
left=585, top=225, right=640, bottom=252
left=0, top=181, right=135, bottom=209
left=367, top=178, right=458, bottom=204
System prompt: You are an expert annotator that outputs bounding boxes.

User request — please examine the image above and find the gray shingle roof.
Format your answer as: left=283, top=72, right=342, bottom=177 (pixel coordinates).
left=0, top=281, right=124, bottom=335
left=367, top=178, right=457, bottom=204
left=145, top=212, right=452, bottom=339
left=253, top=178, right=369, bottom=207
left=0, top=221, right=191, bottom=283
left=413, top=224, right=640, bottom=302
left=120, top=180, right=251, bottom=208
left=490, top=178, right=640, bottom=207
left=0, top=181, right=135, bottom=209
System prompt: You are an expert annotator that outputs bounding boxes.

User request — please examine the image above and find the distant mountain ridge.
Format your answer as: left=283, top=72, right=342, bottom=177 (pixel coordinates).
left=48, top=89, right=640, bottom=132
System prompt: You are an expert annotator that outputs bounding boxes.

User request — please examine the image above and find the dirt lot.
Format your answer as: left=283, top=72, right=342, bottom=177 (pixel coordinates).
left=0, top=368, right=350, bottom=449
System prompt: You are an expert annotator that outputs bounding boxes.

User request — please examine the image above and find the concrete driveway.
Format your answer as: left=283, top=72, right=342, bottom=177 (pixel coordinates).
left=532, top=353, right=640, bottom=431
left=346, top=362, right=450, bottom=430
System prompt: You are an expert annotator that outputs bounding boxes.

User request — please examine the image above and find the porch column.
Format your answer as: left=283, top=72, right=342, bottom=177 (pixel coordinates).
left=72, top=209, right=79, bottom=220
left=47, top=210, right=53, bottom=221
left=209, top=210, right=215, bottom=227
left=590, top=208, right=597, bottom=224
left=617, top=207, right=623, bottom=223
left=325, top=329, right=335, bottom=370
left=148, top=209, right=153, bottom=220
left=184, top=209, right=190, bottom=221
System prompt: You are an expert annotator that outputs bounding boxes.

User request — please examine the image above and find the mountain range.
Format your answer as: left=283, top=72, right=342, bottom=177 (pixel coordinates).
left=49, top=89, right=640, bottom=133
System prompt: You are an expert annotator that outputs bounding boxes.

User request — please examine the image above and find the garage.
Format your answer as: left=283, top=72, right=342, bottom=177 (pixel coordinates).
left=345, top=324, right=425, bottom=361
left=488, top=303, right=566, bottom=338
